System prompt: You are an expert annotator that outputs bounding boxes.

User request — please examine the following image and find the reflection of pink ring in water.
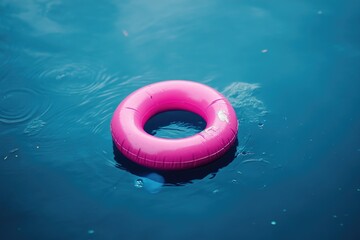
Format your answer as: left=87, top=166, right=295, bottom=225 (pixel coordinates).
left=111, top=80, right=238, bottom=170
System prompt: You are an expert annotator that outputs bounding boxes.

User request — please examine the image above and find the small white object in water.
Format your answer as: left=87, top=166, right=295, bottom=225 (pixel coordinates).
left=271, top=221, right=277, bottom=225
left=317, top=10, right=323, bottom=15
left=134, top=179, right=144, bottom=188
left=261, top=49, right=268, bottom=53
left=10, top=148, right=19, bottom=153
left=88, top=229, right=95, bottom=234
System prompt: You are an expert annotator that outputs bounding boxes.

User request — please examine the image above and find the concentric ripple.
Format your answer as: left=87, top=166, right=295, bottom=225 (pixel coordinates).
left=76, top=73, right=155, bottom=135
left=0, top=88, right=44, bottom=124
left=33, top=60, right=107, bottom=96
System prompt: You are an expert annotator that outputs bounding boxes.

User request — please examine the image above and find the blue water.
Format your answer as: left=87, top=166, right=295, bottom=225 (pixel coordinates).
left=1, top=0, right=360, bottom=239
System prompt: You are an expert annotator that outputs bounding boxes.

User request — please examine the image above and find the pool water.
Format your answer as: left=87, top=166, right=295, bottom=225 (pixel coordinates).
left=1, top=0, right=360, bottom=239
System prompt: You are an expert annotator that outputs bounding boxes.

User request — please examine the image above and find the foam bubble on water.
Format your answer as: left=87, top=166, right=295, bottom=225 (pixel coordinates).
left=134, top=179, right=144, bottom=188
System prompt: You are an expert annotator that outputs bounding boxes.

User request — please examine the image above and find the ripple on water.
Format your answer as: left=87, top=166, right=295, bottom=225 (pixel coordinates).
left=222, top=82, right=268, bottom=123
left=0, top=88, right=48, bottom=124
left=0, top=47, right=20, bottom=83
left=23, top=118, right=46, bottom=136
left=33, top=59, right=109, bottom=96
left=76, top=73, right=154, bottom=135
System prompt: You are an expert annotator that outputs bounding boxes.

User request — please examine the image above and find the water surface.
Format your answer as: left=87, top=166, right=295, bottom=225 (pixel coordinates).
left=1, top=0, right=360, bottom=239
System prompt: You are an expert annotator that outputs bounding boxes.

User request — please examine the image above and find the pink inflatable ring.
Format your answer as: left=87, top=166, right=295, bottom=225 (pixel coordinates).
left=111, top=80, right=238, bottom=170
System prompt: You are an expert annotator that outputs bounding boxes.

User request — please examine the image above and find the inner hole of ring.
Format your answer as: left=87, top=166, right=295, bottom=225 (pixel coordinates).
left=143, top=110, right=207, bottom=139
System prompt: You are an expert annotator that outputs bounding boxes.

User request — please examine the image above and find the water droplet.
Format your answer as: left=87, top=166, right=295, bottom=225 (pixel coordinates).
left=10, top=148, right=19, bottom=153
left=134, top=179, right=144, bottom=188
left=240, top=151, right=248, bottom=155
left=271, top=221, right=277, bottom=225
left=212, top=189, right=219, bottom=194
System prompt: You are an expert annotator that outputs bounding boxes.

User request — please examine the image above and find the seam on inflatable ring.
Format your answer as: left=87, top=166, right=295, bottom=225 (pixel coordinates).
left=125, top=107, right=139, bottom=112
left=206, top=98, right=225, bottom=109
